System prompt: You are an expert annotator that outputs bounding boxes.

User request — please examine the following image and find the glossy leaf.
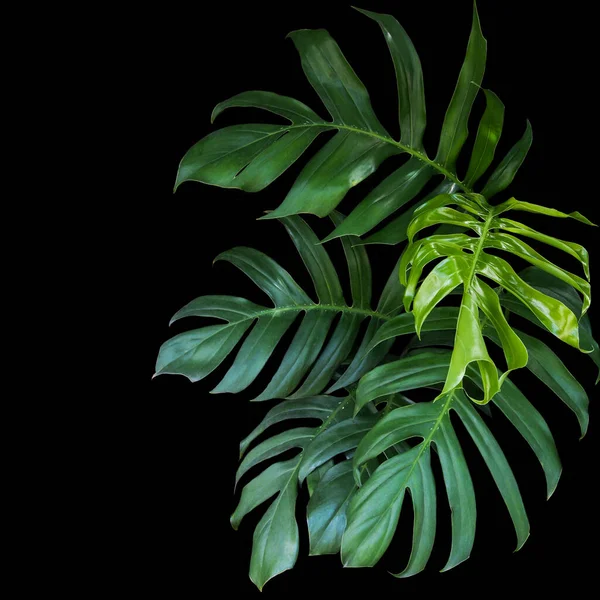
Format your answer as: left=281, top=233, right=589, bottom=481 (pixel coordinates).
left=157, top=3, right=597, bottom=589
left=175, top=3, right=528, bottom=233
left=342, top=445, right=437, bottom=569
left=401, top=192, right=593, bottom=403
left=323, top=158, right=434, bottom=240
left=464, top=89, right=504, bottom=186
left=487, top=328, right=589, bottom=437
left=232, top=393, right=367, bottom=589
left=435, top=3, right=486, bottom=170
left=307, top=461, right=357, bottom=555
left=358, top=180, right=458, bottom=246
left=327, top=258, right=406, bottom=392
left=250, top=473, right=300, bottom=590
left=481, top=121, right=533, bottom=198
left=354, top=7, right=426, bottom=149
left=156, top=216, right=397, bottom=399
left=499, top=267, right=600, bottom=382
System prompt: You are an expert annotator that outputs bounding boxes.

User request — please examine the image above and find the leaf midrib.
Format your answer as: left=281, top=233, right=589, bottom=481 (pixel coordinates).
left=227, top=121, right=473, bottom=193
left=348, top=392, right=455, bottom=559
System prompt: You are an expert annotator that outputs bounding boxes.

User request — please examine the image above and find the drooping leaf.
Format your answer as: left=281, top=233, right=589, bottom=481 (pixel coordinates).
left=158, top=3, right=596, bottom=590
left=232, top=393, right=366, bottom=588
left=400, top=192, right=594, bottom=403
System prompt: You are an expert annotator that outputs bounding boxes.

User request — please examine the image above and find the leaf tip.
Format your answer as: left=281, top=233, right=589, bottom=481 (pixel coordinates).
left=514, top=530, right=531, bottom=553
left=351, top=6, right=371, bottom=17
left=257, top=211, right=280, bottom=221
left=546, top=467, right=562, bottom=500
left=320, top=232, right=337, bottom=244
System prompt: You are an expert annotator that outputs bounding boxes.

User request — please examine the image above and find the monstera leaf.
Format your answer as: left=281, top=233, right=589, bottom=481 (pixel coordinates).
left=230, top=392, right=380, bottom=590
left=155, top=214, right=408, bottom=398
left=399, top=193, right=594, bottom=404
left=345, top=352, right=555, bottom=574
left=156, top=2, right=598, bottom=591
left=174, top=4, right=534, bottom=244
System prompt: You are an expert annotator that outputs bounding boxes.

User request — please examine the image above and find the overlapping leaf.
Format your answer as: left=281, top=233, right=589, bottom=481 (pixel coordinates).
left=174, top=5, right=535, bottom=245
left=231, top=392, right=379, bottom=589
left=156, top=2, right=598, bottom=591
left=400, top=192, right=595, bottom=403
left=155, top=214, right=405, bottom=399
left=342, top=348, right=572, bottom=574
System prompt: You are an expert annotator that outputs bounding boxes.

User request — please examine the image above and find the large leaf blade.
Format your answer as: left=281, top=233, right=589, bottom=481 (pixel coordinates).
left=464, top=89, right=504, bottom=186
left=435, top=4, right=487, bottom=170
left=353, top=7, right=427, bottom=148
left=481, top=122, right=533, bottom=199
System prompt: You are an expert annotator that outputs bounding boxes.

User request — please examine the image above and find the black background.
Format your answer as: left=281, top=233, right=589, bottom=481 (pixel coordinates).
left=140, top=0, right=598, bottom=595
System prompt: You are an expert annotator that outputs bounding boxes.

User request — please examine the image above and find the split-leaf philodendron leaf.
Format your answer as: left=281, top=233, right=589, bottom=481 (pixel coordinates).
left=156, top=2, right=597, bottom=590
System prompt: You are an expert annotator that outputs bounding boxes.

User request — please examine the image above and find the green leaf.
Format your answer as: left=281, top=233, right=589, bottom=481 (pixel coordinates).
left=499, top=276, right=600, bottom=384
left=232, top=393, right=376, bottom=588
left=494, top=197, right=596, bottom=227
left=239, top=396, right=342, bottom=457
left=159, top=5, right=596, bottom=589
left=464, top=89, right=504, bottom=187
left=475, top=374, right=562, bottom=499
left=481, top=122, right=532, bottom=199
left=155, top=322, right=252, bottom=382
left=306, top=459, right=335, bottom=497
left=400, top=192, right=593, bottom=403
left=231, top=457, right=300, bottom=529
left=250, top=472, right=300, bottom=591
left=307, top=461, right=357, bottom=555
left=323, top=158, right=434, bottom=240
left=215, top=246, right=311, bottom=306
left=298, top=416, right=379, bottom=482
left=355, top=352, right=449, bottom=412
left=280, top=215, right=344, bottom=304
left=484, top=232, right=591, bottom=314
left=328, top=258, right=406, bottom=392
left=254, top=311, right=337, bottom=401
left=330, top=211, right=372, bottom=309
left=169, top=295, right=264, bottom=325
left=453, top=394, right=529, bottom=551
left=260, top=28, right=401, bottom=219
left=435, top=3, right=487, bottom=170
left=433, top=410, right=477, bottom=571
left=495, top=218, right=591, bottom=279
left=285, top=28, right=389, bottom=133
left=342, top=445, right=436, bottom=569
left=477, top=254, right=582, bottom=350
left=351, top=392, right=475, bottom=572
left=175, top=123, right=327, bottom=192
left=358, top=180, right=458, bottom=246
left=236, top=427, right=314, bottom=486
left=489, top=328, right=589, bottom=437
left=365, top=308, right=459, bottom=355
left=262, top=131, right=399, bottom=219
left=157, top=217, right=411, bottom=398
left=211, top=90, right=322, bottom=124
left=354, top=7, right=427, bottom=149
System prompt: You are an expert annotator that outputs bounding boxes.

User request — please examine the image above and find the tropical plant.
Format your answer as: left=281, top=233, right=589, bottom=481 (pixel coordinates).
left=154, top=2, right=597, bottom=591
